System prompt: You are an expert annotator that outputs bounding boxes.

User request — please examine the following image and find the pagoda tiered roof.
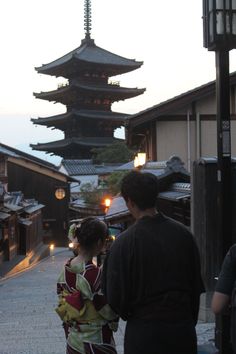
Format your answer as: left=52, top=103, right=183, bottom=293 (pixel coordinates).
left=31, top=109, right=128, bottom=128
left=35, top=39, right=143, bottom=78
left=32, top=1, right=145, bottom=159
left=30, top=136, right=124, bottom=158
left=33, top=82, right=145, bottom=105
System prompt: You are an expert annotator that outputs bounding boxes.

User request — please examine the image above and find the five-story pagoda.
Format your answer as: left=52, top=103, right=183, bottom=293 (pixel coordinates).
left=30, top=0, right=145, bottom=159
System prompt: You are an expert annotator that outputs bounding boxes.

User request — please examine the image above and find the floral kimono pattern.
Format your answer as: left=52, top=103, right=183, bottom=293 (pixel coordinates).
left=56, top=259, right=118, bottom=354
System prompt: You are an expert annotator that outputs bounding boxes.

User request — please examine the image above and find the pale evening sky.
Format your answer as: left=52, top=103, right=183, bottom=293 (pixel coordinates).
left=1, top=0, right=236, bottom=165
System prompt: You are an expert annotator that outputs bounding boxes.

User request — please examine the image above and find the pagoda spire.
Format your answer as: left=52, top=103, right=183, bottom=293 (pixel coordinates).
left=84, top=0, right=92, bottom=40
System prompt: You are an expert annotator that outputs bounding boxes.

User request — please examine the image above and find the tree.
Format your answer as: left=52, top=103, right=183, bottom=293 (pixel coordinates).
left=80, top=182, right=101, bottom=205
left=92, top=142, right=135, bottom=164
left=106, top=170, right=129, bottom=196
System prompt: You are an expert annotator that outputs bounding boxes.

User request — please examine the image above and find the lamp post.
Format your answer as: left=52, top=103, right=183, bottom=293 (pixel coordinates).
left=203, top=1, right=236, bottom=353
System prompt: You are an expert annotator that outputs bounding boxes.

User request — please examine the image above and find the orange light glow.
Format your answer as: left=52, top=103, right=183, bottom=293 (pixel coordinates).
left=104, top=198, right=111, bottom=208
left=55, top=188, right=66, bottom=200
left=134, top=152, right=146, bottom=168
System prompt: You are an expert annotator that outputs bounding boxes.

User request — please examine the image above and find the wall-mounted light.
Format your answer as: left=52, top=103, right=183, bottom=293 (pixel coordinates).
left=55, top=188, right=66, bottom=200
left=134, top=152, right=146, bottom=169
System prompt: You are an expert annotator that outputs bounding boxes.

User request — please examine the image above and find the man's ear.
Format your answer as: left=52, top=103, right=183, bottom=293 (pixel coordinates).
left=126, top=197, right=135, bottom=209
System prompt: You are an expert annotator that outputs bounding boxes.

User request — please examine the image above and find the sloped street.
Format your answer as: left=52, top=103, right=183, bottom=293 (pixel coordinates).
left=0, top=248, right=214, bottom=354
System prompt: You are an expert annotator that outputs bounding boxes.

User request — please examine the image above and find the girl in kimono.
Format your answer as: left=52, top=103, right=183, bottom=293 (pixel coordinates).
left=56, top=217, right=118, bottom=354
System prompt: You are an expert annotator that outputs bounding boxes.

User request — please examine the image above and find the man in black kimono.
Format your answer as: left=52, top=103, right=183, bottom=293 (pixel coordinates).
left=102, top=171, right=205, bottom=354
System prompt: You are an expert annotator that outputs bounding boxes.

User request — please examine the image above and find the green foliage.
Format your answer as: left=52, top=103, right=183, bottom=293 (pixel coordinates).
left=80, top=170, right=129, bottom=205
left=92, top=142, right=135, bottom=164
left=106, top=170, right=129, bottom=196
left=80, top=182, right=101, bottom=205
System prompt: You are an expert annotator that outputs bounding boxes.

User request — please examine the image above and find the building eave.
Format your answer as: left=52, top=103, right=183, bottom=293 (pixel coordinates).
left=31, top=109, right=129, bottom=127
left=35, top=41, right=143, bottom=78
left=127, top=71, right=236, bottom=129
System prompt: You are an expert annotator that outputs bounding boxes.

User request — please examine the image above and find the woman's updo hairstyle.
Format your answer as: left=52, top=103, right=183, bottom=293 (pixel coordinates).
left=74, top=217, right=108, bottom=252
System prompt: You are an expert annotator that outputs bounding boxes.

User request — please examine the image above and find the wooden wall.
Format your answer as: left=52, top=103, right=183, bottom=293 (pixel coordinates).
left=7, top=162, right=70, bottom=246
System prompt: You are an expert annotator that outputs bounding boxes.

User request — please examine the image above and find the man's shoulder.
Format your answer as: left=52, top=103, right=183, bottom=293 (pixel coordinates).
left=111, top=224, right=136, bottom=247
left=162, top=214, right=191, bottom=233
left=227, top=243, right=236, bottom=261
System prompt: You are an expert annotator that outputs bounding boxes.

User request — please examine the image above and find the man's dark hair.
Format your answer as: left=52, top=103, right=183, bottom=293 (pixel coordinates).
left=121, top=171, right=159, bottom=210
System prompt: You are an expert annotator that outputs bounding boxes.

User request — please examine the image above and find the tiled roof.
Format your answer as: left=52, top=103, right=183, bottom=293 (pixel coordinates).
left=95, top=164, right=122, bottom=175
left=0, top=143, right=56, bottom=169
left=105, top=157, right=190, bottom=223
left=0, top=211, right=10, bottom=220
left=116, top=156, right=189, bottom=178
left=30, top=136, right=124, bottom=152
left=61, top=159, right=123, bottom=176
left=36, top=39, right=143, bottom=75
left=128, top=71, right=236, bottom=128
left=0, top=142, right=76, bottom=182
left=62, top=159, right=97, bottom=176
left=115, top=161, right=134, bottom=171
left=23, top=204, right=45, bottom=214
left=158, top=183, right=191, bottom=201
left=105, top=182, right=191, bottom=223
left=105, top=196, right=129, bottom=220
left=31, top=109, right=129, bottom=126
left=34, top=82, right=145, bottom=103
left=1, top=191, right=44, bottom=217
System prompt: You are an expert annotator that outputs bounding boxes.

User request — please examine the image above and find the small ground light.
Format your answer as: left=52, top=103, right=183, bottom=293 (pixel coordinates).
left=50, top=243, right=55, bottom=259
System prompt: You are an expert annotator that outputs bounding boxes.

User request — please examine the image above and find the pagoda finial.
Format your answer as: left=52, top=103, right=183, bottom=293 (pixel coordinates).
left=84, top=0, right=92, bottom=39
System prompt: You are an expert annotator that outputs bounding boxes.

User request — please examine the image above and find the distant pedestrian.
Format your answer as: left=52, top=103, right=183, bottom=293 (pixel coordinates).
left=56, top=216, right=118, bottom=354
left=211, top=244, right=236, bottom=353
left=102, top=170, right=205, bottom=354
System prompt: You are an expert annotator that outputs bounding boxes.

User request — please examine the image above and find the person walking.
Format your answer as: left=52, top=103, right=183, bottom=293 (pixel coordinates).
left=102, top=170, right=205, bottom=354
left=56, top=217, right=118, bottom=354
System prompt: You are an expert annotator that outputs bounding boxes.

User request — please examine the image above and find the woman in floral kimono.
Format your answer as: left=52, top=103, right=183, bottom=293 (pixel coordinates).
left=56, top=217, right=118, bottom=354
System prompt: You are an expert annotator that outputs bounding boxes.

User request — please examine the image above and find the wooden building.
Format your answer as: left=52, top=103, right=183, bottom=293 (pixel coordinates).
left=31, top=0, right=145, bottom=159
left=105, top=156, right=191, bottom=228
left=0, top=143, right=73, bottom=246
left=126, top=72, right=236, bottom=171
left=0, top=189, right=44, bottom=268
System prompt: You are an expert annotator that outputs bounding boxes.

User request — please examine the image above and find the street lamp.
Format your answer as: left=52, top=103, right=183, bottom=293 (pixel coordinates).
left=203, top=1, right=236, bottom=353
left=134, top=152, right=146, bottom=169
left=203, top=0, right=236, bottom=51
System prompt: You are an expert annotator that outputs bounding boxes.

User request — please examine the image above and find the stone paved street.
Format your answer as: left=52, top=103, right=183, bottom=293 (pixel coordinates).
left=0, top=248, right=215, bottom=354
